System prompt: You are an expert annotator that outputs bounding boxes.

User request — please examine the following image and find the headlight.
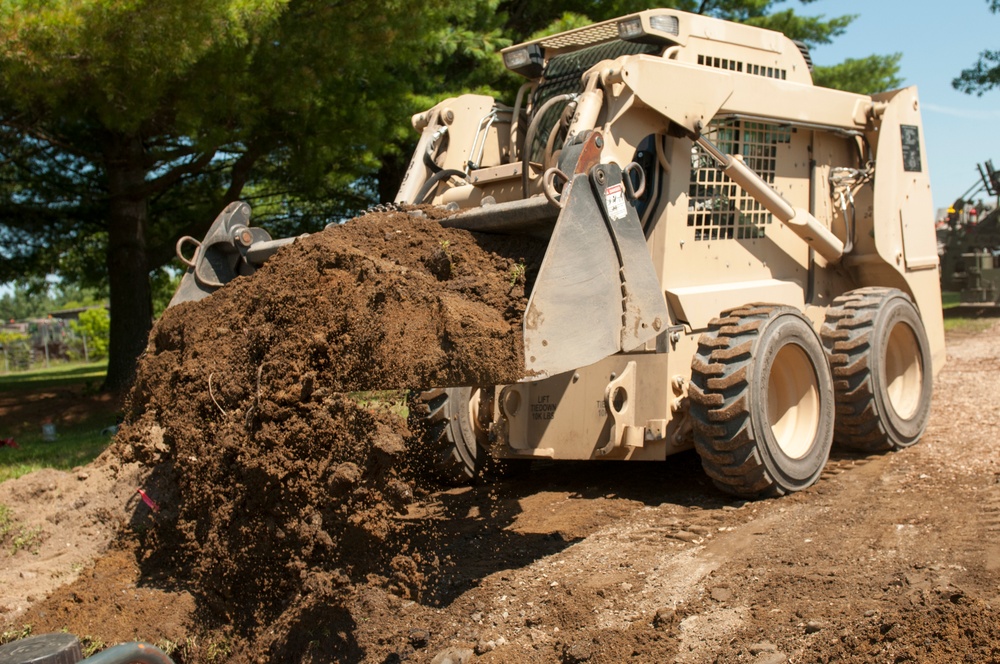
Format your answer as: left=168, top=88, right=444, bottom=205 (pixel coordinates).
left=502, top=44, right=544, bottom=78
left=618, top=13, right=680, bottom=43
left=617, top=17, right=644, bottom=40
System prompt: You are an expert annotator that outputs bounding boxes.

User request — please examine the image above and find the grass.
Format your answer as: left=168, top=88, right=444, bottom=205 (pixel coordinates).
left=0, top=361, right=114, bottom=484
left=941, top=290, right=1000, bottom=334
left=0, top=425, right=113, bottom=484
left=0, top=361, right=107, bottom=392
left=351, top=389, right=408, bottom=418
left=0, top=503, right=43, bottom=554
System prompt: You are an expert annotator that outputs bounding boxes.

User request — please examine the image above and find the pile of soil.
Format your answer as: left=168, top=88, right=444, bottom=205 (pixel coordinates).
left=13, top=207, right=545, bottom=659
left=5, top=207, right=999, bottom=664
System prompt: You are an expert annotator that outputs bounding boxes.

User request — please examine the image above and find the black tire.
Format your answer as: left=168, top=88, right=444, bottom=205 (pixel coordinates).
left=689, top=305, right=835, bottom=498
left=409, top=387, right=490, bottom=485
left=821, top=287, right=933, bottom=452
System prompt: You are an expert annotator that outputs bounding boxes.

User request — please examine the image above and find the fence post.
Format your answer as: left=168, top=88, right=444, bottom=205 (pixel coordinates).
left=83, top=330, right=89, bottom=364
left=43, top=322, right=50, bottom=369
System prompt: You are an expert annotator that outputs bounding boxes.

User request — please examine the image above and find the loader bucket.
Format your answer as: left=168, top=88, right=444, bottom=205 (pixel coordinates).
left=444, top=161, right=669, bottom=379
left=168, top=202, right=297, bottom=308
left=170, top=161, right=668, bottom=380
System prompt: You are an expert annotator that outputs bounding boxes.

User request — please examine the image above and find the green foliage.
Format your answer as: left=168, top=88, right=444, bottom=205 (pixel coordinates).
left=0, top=625, right=32, bottom=647
left=0, top=330, right=30, bottom=371
left=151, top=268, right=183, bottom=319
left=953, top=1, right=1000, bottom=95
left=69, top=309, right=110, bottom=361
left=0, top=280, right=106, bottom=323
left=814, top=54, right=903, bottom=95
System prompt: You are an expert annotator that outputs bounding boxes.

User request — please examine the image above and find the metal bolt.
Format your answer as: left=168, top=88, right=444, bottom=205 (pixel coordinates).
left=595, top=168, right=606, bottom=185
left=232, top=226, right=254, bottom=247
left=594, top=135, right=604, bottom=148
left=652, top=317, right=662, bottom=331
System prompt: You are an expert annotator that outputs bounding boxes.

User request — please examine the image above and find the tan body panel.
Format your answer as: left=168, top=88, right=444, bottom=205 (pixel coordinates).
left=403, top=8, right=945, bottom=463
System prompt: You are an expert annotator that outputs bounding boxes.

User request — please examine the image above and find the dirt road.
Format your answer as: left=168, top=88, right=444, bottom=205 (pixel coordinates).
left=2, top=322, right=999, bottom=663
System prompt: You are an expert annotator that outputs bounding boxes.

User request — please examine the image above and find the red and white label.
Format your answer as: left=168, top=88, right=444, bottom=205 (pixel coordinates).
left=605, top=183, right=626, bottom=221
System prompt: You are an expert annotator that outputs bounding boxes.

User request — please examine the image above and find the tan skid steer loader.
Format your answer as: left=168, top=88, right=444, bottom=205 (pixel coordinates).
left=171, top=8, right=945, bottom=497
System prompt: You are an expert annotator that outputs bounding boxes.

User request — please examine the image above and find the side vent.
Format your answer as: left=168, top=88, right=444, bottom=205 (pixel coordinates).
left=793, top=40, right=813, bottom=72
left=697, top=54, right=787, bottom=80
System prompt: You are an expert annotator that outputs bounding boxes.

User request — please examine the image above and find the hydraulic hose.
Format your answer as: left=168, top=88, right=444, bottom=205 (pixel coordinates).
left=414, top=168, right=469, bottom=204
left=82, top=642, right=175, bottom=664
left=508, top=82, right=533, bottom=163
left=521, top=93, right=577, bottom=198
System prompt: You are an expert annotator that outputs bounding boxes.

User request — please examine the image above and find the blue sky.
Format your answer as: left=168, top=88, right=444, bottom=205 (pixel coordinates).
left=803, top=0, right=1000, bottom=213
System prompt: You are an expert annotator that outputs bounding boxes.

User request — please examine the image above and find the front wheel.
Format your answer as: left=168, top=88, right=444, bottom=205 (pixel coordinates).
left=821, top=288, right=933, bottom=452
left=689, top=305, right=835, bottom=498
left=409, top=387, right=492, bottom=485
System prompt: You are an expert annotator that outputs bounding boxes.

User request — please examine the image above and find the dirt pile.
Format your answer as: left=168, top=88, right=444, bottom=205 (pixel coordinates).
left=56, top=207, right=542, bottom=657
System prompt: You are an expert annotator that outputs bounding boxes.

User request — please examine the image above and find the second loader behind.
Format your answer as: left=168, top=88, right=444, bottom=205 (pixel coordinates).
left=171, top=8, right=945, bottom=498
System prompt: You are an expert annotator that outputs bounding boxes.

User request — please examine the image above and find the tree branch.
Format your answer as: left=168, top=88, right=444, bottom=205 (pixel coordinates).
left=135, top=149, right=218, bottom=199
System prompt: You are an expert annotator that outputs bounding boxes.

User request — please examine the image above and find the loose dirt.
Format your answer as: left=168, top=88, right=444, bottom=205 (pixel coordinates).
left=1, top=209, right=998, bottom=663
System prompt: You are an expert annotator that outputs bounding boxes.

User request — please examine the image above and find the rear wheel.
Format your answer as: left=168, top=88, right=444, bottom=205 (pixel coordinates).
left=689, top=305, right=835, bottom=498
left=821, top=287, right=933, bottom=452
left=409, top=387, right=492, bottom=485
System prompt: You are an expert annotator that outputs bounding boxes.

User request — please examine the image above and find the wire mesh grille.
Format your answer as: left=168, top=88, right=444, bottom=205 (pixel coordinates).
left=687, top=120, right=792, bottom=241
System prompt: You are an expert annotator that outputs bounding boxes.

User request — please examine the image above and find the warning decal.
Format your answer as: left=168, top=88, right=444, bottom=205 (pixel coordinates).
left=605, top=183, right=627, bottom=221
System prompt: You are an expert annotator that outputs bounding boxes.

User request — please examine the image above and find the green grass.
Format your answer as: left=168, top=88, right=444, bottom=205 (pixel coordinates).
left=351, top=389, right=408, bottom=418
left=940, top=290, right=1000, bottom=333
left=943, top=316, right=997, bottom=334
left=941, top=291, right=961, bottom=309
left=0, top=424, right=113, bottom=484
left=0, top=503, right=42, bottom=554
left=0, top=361, right=107, bottom=392
left=0, top=361, right=114, bottom=484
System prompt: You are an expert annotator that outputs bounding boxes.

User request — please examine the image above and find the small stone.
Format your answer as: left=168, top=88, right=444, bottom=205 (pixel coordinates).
left=671, top=530, right=701, bottom=543
left=805, top=620, right=824, bottom=634
left=748, top=642, right=777, bottom=655
left=652, top=607, right=675, bottom=628
left=562, top=640, right=593, bottom=663
left=621, top=582, right=633, bottom=592
left=470, top=611, right=483, bottom=622
left=711, top=586, right=734, bottom=602
left=19, top=571, right=37, bottom=580
left=430, top=646, right=474, bottom=664
left=474, top=640, right=495, bottom=655
left=756, top=653, right=787, bottom=664
left=76, top=471, right=89, bottom=481
left=408, top=629, right=430, bottom=649
left=864, top=609, right=877, bottom=618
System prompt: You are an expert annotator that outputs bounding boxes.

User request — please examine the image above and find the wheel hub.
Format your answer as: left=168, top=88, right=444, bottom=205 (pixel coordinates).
left=767, top=343, right=820, bottom=459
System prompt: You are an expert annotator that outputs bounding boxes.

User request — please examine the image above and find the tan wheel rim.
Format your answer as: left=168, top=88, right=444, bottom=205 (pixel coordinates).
left=767, top=343, right=820, bottom=459
left=885, top=322, right=923, bottom=420
left=468, top=387, right=491, bottom=443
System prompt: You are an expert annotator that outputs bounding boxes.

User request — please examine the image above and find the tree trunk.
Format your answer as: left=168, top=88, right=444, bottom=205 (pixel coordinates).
left=103, top=133, right=152, bottom=393
left=378, top=151, right=409, bottom=204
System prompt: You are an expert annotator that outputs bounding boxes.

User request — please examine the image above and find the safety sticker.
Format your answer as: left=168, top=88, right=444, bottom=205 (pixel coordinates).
left=605, top=183, right=627, bottom=221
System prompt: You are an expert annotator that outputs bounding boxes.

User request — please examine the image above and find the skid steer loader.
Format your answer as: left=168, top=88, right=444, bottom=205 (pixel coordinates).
left=171, top=8, right=945, bottom=497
